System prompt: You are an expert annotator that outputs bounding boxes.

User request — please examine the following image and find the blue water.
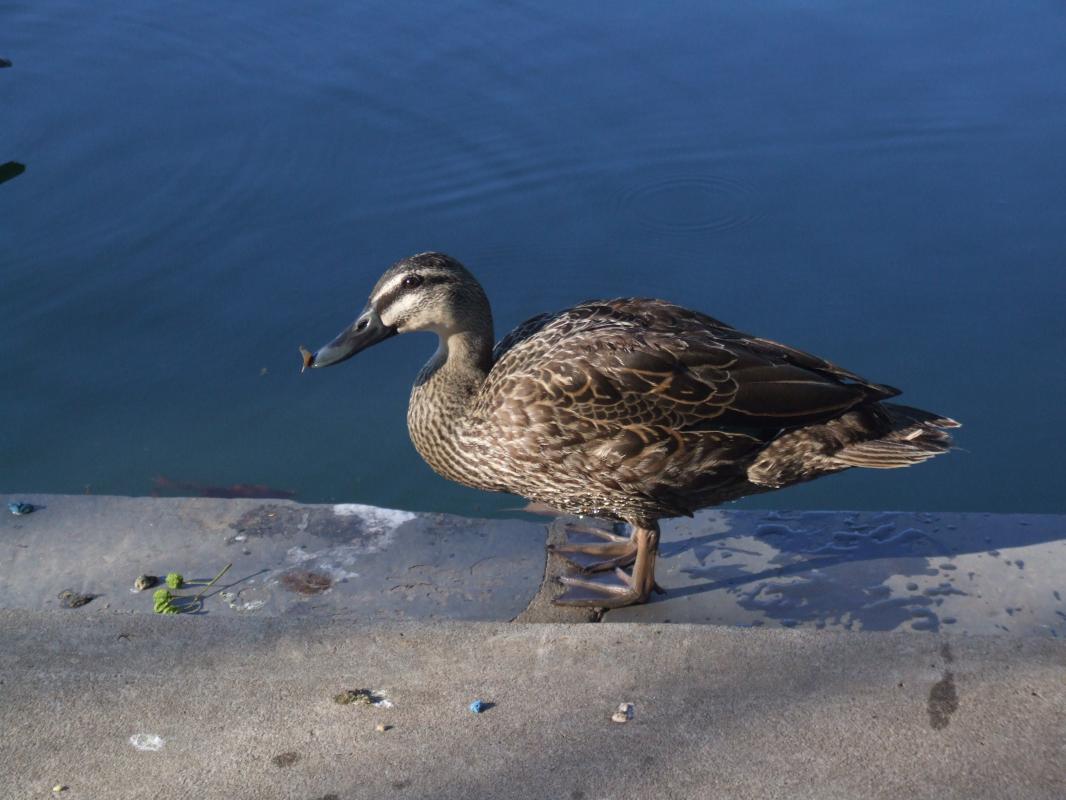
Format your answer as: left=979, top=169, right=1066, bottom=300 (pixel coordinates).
left=3, top=1, right=1065, bottom=516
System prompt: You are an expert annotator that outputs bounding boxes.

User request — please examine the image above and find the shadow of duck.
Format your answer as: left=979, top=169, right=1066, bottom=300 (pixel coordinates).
left=603, top=509, right=1066, bottom=636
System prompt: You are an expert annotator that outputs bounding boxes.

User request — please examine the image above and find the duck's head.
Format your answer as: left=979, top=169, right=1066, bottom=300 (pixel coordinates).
left=304, top=252, right=491, bottom=369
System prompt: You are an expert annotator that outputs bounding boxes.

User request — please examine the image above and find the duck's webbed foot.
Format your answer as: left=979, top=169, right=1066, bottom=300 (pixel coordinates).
left=556, top=568, right=648, bottom=608
left=548, top=521, right=636, bottom=572
left=553, top=524, right=660, bottom=609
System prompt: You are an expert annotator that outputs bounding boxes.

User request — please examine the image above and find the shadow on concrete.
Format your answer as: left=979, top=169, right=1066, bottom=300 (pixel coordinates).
left=606, top=510, right=1066, bottom=635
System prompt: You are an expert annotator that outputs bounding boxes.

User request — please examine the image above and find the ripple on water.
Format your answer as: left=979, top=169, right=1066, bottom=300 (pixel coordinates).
left=617, top=173, right=759, bottom=235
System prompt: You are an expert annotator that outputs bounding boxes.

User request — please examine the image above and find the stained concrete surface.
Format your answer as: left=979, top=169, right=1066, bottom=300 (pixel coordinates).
left=609, top=509, right=1066, bottom=635
left=4, top=495, right=1066, bottom=798
left=2, top=611, right=1065, bottom=800
left=4, top=496, right=1066, bottom=634
left=0, top=495, right=544, bottom=621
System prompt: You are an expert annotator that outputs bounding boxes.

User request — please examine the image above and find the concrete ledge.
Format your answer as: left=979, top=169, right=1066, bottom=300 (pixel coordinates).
left=3, top=495, right=1065, bottom=634
left=2, top=611, right=1064, bottom=799
left=0, top=494, right=546, bottom=621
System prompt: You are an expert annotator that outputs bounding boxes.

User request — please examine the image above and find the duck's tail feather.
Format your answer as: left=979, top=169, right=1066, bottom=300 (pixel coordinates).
left=830, top=402, right=960, bottom=470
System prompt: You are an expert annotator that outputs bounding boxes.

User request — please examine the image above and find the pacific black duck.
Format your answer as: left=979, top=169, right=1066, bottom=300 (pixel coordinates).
left=303, top=252, right=958, bottom=608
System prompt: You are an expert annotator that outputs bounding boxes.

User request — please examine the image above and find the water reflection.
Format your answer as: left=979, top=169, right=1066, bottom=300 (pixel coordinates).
left=2, top=58, right=18, bottom=186
left=0, top=162, right=26, bottom=185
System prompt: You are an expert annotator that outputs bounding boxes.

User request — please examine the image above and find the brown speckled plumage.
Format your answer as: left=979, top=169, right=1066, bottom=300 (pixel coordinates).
left=310, top=252, right=959, bottom=607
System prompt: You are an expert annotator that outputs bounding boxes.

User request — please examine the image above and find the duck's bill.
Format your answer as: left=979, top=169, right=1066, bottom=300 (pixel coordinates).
left=301, top=307, right=397, bottom=371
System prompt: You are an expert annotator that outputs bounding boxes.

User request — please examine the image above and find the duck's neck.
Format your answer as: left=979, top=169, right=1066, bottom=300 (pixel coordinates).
left=426, top=327, right=495, bottom=384
left=407, top=323, right=496, bottom=489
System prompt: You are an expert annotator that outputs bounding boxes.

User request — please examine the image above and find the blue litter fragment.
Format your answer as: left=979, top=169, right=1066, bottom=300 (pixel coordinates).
left=468, top=699, right=486, bottom=714
left=8, top=501, right=34, bottom=516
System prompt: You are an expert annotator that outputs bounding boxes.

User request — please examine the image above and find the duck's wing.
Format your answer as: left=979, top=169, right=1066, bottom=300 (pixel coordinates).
left=488, top=298, right=896, bottom=428
left=479, top=299, right=898, bottom=515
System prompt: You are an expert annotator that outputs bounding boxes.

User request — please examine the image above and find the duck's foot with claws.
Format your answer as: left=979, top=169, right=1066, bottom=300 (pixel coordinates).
left=553, top=523, right=661, bottom=608
left=548, top=521, right=636, bottom=572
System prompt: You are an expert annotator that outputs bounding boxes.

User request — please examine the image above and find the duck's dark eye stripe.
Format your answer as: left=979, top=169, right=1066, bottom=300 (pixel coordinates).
left=375, top=273, right=448, bottom=313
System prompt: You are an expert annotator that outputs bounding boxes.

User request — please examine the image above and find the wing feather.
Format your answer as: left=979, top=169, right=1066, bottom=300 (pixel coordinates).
left=479, top=298, right=896, bottom=515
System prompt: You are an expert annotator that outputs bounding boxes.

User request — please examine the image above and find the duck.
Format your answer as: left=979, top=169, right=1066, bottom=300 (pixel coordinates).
left=303, top=252, right=958, bottom=608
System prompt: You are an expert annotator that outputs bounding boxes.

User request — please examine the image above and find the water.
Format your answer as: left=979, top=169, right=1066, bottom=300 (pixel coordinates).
left=3, top=1, right=1065, bottom=516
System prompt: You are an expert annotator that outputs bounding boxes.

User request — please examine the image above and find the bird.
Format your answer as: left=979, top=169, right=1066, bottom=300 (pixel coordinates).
left=303, top=252, right=958, bottom=608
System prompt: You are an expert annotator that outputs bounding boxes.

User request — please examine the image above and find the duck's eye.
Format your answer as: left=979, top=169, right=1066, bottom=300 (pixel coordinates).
left=402, top=274, right=423, bottom=289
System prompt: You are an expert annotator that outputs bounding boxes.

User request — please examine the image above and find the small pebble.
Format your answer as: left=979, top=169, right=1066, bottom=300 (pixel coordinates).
left=375, top=723, right=389, bottom=732
left=8, top=501, right=34, bottom=515
left=334, top=689, right=377, bottom=706
left=133, top=574, right=158, bottom=592
left=52, top=786, right=67, bottom=793
left=468, top=699, right=486, bottom=714
left=611, top=702, right=635, bottom=723
left=57, top=590, right=94, bottom=609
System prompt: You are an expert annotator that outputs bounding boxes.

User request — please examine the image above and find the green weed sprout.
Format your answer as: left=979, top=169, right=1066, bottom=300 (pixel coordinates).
left=152, top=563, right=232, bottom=615
left=153, top=588, right=181, bottom=614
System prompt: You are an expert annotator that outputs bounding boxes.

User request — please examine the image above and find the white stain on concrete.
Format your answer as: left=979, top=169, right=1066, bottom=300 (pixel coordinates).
left=283, top=546, right=359, bottom=582
left=286, top=546, right=314, bottom=564
left=332, top=503, right=416, bottom=534
left=218, top=591, right=265, bottom=613
left=274, top=506, right=417, bottom=586
left=129, top=733, right=165, bottom=751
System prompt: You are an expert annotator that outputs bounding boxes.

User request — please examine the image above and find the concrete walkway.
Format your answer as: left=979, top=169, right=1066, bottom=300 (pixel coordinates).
left=3, top=495, right=1066, bottom=798
left=2, top=612, right=1064, bottom=799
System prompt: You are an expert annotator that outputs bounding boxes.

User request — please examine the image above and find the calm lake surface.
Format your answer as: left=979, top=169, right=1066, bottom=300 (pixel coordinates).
left=3, top=1, right=1065, bottom=516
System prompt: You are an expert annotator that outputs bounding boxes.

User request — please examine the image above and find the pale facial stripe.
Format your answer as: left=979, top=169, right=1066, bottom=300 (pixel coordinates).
left=378, top=292, right=420, bottom=327
left=372, top=272, right=450, bottom=320
left=370, top=273, right=411, bottom=309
